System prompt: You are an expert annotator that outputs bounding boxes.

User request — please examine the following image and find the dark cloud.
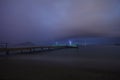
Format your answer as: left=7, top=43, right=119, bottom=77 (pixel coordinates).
left=0, top=0, right=120, bottom=43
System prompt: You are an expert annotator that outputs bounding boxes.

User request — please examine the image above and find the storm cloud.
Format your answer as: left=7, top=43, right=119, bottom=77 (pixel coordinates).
left=0, top=0, right=120, bottom=43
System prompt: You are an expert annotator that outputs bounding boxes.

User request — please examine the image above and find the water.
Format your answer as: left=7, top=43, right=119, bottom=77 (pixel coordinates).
left=1, top=46, right=120, bottom=80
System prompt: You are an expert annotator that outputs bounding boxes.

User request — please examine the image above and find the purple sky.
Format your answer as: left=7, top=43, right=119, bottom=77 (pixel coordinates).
left=0, top=0, right=120, bottom=44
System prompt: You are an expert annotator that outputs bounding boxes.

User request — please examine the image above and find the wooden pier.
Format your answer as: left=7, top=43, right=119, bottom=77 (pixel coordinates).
left=0, top=46, right=78, bottom=55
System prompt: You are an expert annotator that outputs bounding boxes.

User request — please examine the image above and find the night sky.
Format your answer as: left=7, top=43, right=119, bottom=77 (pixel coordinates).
left=0, top=0, right=120, bottom=44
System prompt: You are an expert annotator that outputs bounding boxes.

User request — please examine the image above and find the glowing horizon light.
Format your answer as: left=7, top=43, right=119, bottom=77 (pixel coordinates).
left=55, top=42, right=58, bottom=45
left=69, top=40, right=72, bottom=46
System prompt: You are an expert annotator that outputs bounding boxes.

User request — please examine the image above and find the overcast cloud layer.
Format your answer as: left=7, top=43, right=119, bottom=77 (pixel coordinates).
left=0, top=0, right=120, bottom=43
